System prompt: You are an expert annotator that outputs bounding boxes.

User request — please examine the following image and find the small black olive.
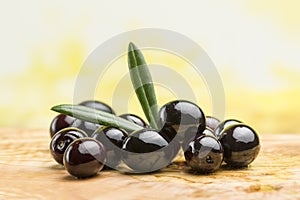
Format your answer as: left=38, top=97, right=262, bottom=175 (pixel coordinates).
left=49, top=114, right=75, bottom=138
left=63, top=138, right=106, bottom=178
left=50, top=127, right=88, bottom=165
left=158, top=100, right=206, bottom=148
left=122, top=129, right=177, bottom=173
left=184, top=135, right=223, bottom=173
left=219, top=124, right=260, bottom=167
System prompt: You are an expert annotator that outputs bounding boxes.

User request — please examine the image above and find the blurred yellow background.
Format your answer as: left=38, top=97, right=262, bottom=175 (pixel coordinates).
left=0, top=1, right=299, bottom=133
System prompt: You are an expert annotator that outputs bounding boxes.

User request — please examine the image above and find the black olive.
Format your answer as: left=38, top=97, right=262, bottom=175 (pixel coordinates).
left=63, top=138, right=106, bottom=178
left=219, top=124, right=260, bottom=168
left=158, top=100, right=206, bottom=149
left=49, top=114, right=75, bottom=138
left=184, top=135, right=223, bottom=173
left=50, top=127, right=88, bottom=165
left=122, top=129, right=177, bottom=173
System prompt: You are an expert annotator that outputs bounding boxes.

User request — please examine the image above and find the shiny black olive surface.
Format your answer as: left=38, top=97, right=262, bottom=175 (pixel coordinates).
left=63, top=138, right=106, bottom=178
left=219, top=124, right=260, bottom=167
left=158, top=100, right=206, bottom=143
left=49, top=114, right=75, bottom=138
left=184, top=135, right=223, bottom=173
left=50, top=127, right=87, bottom=165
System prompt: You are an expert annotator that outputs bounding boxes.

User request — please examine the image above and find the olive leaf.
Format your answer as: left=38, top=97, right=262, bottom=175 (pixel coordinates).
left=51, top=104, right=143, bottom=132
left=128, top=42, right=159, bottom=129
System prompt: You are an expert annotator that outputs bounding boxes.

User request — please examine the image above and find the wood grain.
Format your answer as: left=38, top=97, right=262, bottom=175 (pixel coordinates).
left=0, top=128, right=299, bottom=200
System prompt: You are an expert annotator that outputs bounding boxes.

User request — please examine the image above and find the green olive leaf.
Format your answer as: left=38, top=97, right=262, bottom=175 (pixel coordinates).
left=51, top=104, right=143, bottom=132
left=128, top=42, right=159, bottom=129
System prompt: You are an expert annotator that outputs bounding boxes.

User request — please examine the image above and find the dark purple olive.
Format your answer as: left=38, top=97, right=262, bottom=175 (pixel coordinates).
left=122, top=129, right=177, bottom=173
left=119, top=113, right=149, bottom=130
left=92, top=126, right=128, bottom=169
left=63, top=138, right=106, bottom=178
left=50, top=127, right=88, bottom=165
left=214, top=119, right=242, bottom=139
left=49, top=114, right=75, bottom=138
left=79, top=100, right=115, bottom=114
left=219, top=124, right=260, bottom=168
left=206, top=116, right=220, bottom=131
left=71, top=119, right=102, bottom=137
left=158, top=100, right=206, bottom=147
left=184, top=135, right=223, bottom=173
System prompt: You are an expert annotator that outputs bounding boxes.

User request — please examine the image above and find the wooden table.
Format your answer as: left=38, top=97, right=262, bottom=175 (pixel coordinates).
left=0, top=128, right=299, bottom=199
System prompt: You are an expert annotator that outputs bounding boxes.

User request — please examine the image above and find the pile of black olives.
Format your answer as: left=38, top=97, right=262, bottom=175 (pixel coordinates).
left=49, top=100, right=260, bottom=178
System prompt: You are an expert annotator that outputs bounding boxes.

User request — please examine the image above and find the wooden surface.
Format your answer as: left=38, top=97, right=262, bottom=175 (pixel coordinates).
left=0, top=128, right=300, bottom=200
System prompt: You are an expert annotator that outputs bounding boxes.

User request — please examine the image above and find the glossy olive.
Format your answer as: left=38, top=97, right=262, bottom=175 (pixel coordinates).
left=71, top=119, right=102, bottom=137
left=49, top=114, right=75, bottom=138
left=205, top=116, right=220, bottom=131
left=92, top=126, right=128, bottom=169
left=184, top=135, right=223, bottom=173
left=50, top=127, right=88, bottom=165
left=63, top=138, right=106, bottom=178
left=122, top=129, right=177, bottom=173
left=79, top=100, right=115, bottom=114
left=219, top=124, right=260, bottom=167
left=158, top=100, right=206, bottom=144
left=214, top=119, right=242, bottom=139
